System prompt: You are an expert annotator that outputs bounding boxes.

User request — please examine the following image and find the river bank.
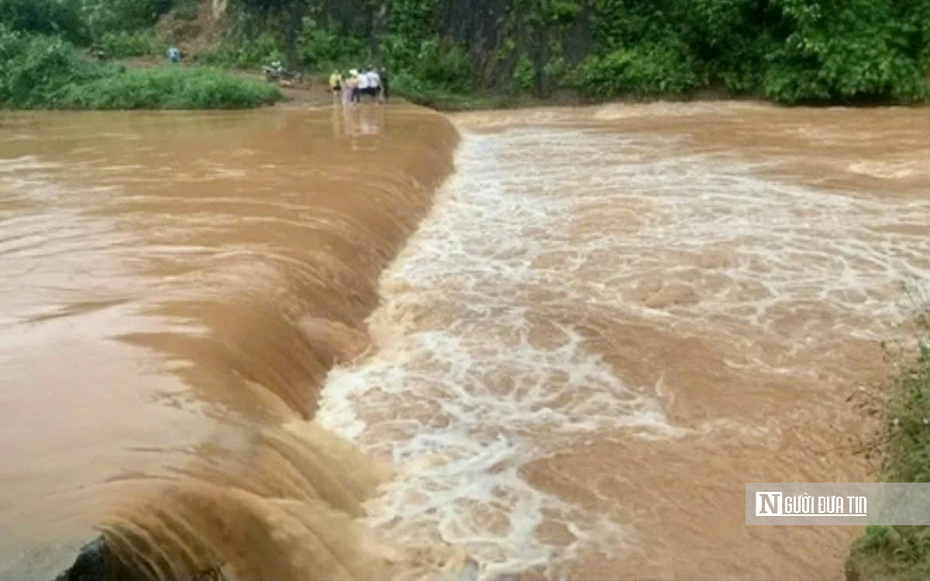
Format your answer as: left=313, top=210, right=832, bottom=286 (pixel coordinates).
left=3, top=25, right=925, bottom=115
left=0, top=27, right=281, bottom=111
left=844, top=302, right=930, bottom=581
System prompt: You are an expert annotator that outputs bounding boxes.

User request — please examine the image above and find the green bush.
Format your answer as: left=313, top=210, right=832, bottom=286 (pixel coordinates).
left=99, top=30, right=161, bottom=58
left=412, top=38, right=472, bottom=91
left=762, top=0, right=927, bottom=104
left=677, top=0, right=781, bottom=94
left=380, top=34, right=415, bottom=72
left=386, top=0, right=436, bottom=42
left=575, top=38, right=701, bottom=98
left=81, top=0, right=174, bottom=35
left=378, top=36, right=472, bottom=94
left=584, top=0, right=930, bottom=104
left=0, top=26, right=103, bottom=108
left=0, top=0, right=179, bottom=49
left=0, top=0, right=89, bottom=44
left=511, top=55, right=535, bottom=94
left=58, top=66, right=283, bottom=109
left=200, top=33, right=284, bottom=68
left=548, top=1, right=583, bottom=26
left=300, top=18, right=366, bottom=70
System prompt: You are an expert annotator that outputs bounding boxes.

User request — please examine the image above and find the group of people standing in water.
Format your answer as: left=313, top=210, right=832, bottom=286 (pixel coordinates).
left=329, top=67, right=389, bottom=106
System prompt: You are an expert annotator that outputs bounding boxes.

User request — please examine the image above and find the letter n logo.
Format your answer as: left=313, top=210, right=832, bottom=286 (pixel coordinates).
left=756, top=492, right=782, bottom=516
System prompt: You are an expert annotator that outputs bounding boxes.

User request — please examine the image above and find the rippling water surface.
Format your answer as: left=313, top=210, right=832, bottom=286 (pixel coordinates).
left=2, top=103, right=929, bottom=581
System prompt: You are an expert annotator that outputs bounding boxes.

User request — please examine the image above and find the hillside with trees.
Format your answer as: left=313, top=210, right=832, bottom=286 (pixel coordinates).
left=0, top=0, right=280, bottom=109
left=200, top=0, right=930, bottom=105
left=2, top=0, right=930, bottom=108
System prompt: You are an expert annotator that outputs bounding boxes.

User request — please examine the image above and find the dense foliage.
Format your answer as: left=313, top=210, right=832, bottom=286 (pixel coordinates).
left=0, top=0, right=174, bottom=42
left=0, top=25, right=100, bottom=107
left=199, top=0, right=930, bottom=104
left=1, top=0, right=929, bottom=105
left=0, top=25, right=281, bottom=109
left=0, top=0, right=88, bottom=42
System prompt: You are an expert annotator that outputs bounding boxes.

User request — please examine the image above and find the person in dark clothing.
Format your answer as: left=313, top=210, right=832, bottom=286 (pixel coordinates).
left=379, top=67, right=390, bottom=102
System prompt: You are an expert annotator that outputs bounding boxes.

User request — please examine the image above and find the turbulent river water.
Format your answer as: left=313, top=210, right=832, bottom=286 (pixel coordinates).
left=1, top=102, right=929, bottom=581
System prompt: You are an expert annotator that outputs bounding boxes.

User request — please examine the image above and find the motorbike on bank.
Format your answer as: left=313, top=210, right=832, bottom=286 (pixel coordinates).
left=262, top=61, right=304, bottom=85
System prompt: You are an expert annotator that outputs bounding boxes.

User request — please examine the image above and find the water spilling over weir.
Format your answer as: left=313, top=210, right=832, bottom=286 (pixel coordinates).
left=0, top=106, right=463, bottom=580
left=1, top=103, right=929, bottom=580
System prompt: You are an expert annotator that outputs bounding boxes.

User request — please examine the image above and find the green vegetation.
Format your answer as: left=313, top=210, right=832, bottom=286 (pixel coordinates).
left=58, top=66, right=282, bottom=109
left=98, top=29, right=161, bottom=58
left=2, top=0, right=930, bottom=108
left=193, top=0, right=930, bottom=107
left=0, top=26, right=281, bottom=110
left=0, top=0, right=88, bottom=43
left=848, top=298, right=930, bottom=581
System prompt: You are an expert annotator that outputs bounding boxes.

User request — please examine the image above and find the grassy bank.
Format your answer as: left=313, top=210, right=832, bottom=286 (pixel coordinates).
left=0, top=27, right=281, bottom=110
left=59, top=66, right=282, bottom=110
left=847, top=304, right=930, bottom=581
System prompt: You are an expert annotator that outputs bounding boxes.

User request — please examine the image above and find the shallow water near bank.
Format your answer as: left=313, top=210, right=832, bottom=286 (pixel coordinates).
left=1, top=102, right=929, bottom=580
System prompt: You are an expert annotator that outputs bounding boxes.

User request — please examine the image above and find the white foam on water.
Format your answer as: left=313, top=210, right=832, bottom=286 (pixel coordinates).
left=318, top=120, right=930, bottom=580
left=848, top=159, right=919, bottom=180
left=320, top=129, right=679, bottom=579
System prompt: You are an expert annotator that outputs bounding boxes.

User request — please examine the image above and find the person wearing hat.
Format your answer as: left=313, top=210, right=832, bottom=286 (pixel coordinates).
left=344, top=69, right=360, bottom=105
left=328, top=70, right=343, bottom=103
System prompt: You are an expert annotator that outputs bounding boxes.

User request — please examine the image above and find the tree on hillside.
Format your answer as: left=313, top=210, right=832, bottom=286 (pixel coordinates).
left=0, top=0, right=88, bottom=43
left=235, top=0, right=308, bottom=67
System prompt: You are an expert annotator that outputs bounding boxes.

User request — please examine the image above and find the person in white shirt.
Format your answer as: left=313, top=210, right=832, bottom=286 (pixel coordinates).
left=366, top=69, right=382, bottom=102
left=357, top=68, right=371, bottom=100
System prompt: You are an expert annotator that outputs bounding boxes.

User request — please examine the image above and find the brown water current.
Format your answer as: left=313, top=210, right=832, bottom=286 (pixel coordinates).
left=0, top=106, right=459, bottom=580
left=2, top=102, right=929, bottom=581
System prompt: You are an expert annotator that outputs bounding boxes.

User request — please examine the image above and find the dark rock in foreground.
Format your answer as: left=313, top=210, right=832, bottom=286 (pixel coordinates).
left=53, top=537, right=125, bottom=581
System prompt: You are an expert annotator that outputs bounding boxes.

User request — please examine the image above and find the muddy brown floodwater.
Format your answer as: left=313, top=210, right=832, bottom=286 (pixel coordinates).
left=1, top=102, right=929, bottom=581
